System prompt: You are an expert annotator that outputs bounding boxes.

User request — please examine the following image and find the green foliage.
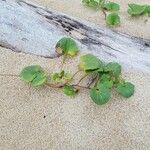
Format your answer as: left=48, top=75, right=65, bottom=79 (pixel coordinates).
left=63, top=85, right=78, bottom=96
left=82, top=0, right=104, bottom=9
left=79, top=54, right=103, bottom=72
left=20, top=65, right=47, bottom=87
left=56, top=37, right=79, bottom=56
left=51, top=70, right=72, bottom=82
left=128, top=4, right=150, bottom=16
left=105, top=62, right=121, bottom=77
left=106, top=13, right=120, bottom=26
left=128, top=4, right=147, bottom=16
left=82, top=0, right=121, bottom=26
left=82, top=1, right=150, bottom=27
left=97, top=74, right=113, bottom=89
left=116, top=82, right=135, bottom=98
left=20, top=37, right=135, bottom=106
left=90, top=84, right=111, bottom=105
left=145, top=6, right=150, bottom=16
left=103, top=2, right=120, bottom=11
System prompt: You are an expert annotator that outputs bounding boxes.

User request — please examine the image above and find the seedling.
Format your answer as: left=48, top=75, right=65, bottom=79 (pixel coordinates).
left=20, top=37, right=135, bottom=105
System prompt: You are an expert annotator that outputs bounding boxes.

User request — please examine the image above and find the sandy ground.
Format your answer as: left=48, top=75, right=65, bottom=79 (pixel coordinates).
left=0, top=0, right=150, bottom=149
left=32, top=0, right=150, bottom=39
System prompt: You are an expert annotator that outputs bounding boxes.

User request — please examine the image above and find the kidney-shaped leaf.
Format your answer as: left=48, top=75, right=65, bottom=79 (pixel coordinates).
left=56, top=37, right=79, bottom=56
left=105, top=62, right=121, bottom=77
left=145, top=6, right=150, bottom=16
left=90, top=84, right=111, bottom=105
left=20, top=65, right=41, bottom=82
left=128, top=4, right=147, bottom=16
left=79, top=54, right=103, bottom=72
left=116, top=82, right=135, bottom=98
left=97, top=74, right=113, bottom=89
left=82, top=0, right=100, bottom=8
left=103, top=2, right=120, bottom=11
left=31, top=71, right=47, bottom=87
left=106, top=13, right=120, bottom=26
left=20, top=65, right=47, bottom=86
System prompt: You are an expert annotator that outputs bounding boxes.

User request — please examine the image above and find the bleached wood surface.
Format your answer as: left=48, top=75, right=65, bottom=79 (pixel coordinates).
left=0, top=0, right=150, bottom=73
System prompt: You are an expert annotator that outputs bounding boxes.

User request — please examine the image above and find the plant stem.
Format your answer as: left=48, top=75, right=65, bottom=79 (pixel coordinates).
left=72, top=70, right=81, bottom=78
left=76, top=74, right=88, bottom=85
left=46, top=82, right=91, bottom=90
left=87, top=74, right=99, bottom=88
left=46, top=83, right=63, bottom=88
left=46, top=70, right=81, bottom=88
left=101, top=8, right=107, bottom=19
left=60, top=55, right=66, bottom=69
left=72, top=84, right=91, bottom=89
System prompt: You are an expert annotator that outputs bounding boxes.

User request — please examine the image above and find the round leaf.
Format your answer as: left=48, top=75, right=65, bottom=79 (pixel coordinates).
left=144, top=6, right=150, bottom=16
left=20, top=65, right=41, bottom=82
left=103, top=2, right=120, bottom=11
left=97, top=74, right=113, bottom=89
left=31, top=72, right=47, bottom=87
left=128, top=4, right=147, bottom=16
left=82, top=0, right=100, bottom=9
left=79, top=54, right=104, bottom=72
left=90, top=85, right=111, bottom=105
left=106, top=13, right=120, bottom=26
left=20, top=65, right=47, bottom=86
left=116, top=82, right=135, bottom=98
left=105, top=62, right=121, bottom=77
left=56, top=37, right=79, bottom=56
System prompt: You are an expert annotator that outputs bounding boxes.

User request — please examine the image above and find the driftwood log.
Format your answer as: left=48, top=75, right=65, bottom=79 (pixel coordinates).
left=0, top=0, right=150, bottom=73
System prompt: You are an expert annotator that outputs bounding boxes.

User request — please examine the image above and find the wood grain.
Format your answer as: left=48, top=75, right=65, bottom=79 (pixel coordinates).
left=0, top=0, right=150, bottom=73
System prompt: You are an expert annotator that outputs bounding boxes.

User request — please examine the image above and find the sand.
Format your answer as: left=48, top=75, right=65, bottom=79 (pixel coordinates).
left=32, top=0, right=150, bottom=39
left=0, top=0, right=150, bottom=149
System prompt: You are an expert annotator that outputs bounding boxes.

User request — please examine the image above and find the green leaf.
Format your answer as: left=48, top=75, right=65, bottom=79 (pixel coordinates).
left=63, top=85, right=77, bottom=96
left=20, top=65, right=47, bottom=86
left=31, top=72, right=47, bottom=87
left=51, top=71, right=72, bottom=82
left=103, top=2, right=120, bottom=11
left=105, top=62, right=121, bottom=77
left=145, top=6, right=150, bottom=16
left=90, top=84, right=111, bottom=105
left=79, top=54, right=104, bottom=72
left=82, top=0, right=103, bottom=9
left=106, top=13, right=120, bottom=26
left=20, top=65, right=41, bottom=82
left=116, top=82, right=135, bottom=98
left=128, top=4, right=147, bottom=16
left=56, top=37, right=79, bottom=56
left=51, top=73, right=61, bottom=82
left=97, top=74, right=113, bottom=89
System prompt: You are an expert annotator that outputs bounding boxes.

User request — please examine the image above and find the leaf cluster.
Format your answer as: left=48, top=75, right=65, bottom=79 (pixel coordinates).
left=82, top=0, right=120, bottom=26
left=82, top=1, right=150, bottom=27
left=20, top=37, right=135, bottom=106
left=79, top=54, right=135, bottom=105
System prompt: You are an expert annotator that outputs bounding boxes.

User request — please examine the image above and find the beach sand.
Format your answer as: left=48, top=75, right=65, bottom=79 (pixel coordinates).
left=32, top=0, right=150, bottom=39
left=0, top=0, right=150, bottom=149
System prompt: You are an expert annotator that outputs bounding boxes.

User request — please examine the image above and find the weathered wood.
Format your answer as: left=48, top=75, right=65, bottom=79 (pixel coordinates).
left=0, top=0, right=150, bottom=73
